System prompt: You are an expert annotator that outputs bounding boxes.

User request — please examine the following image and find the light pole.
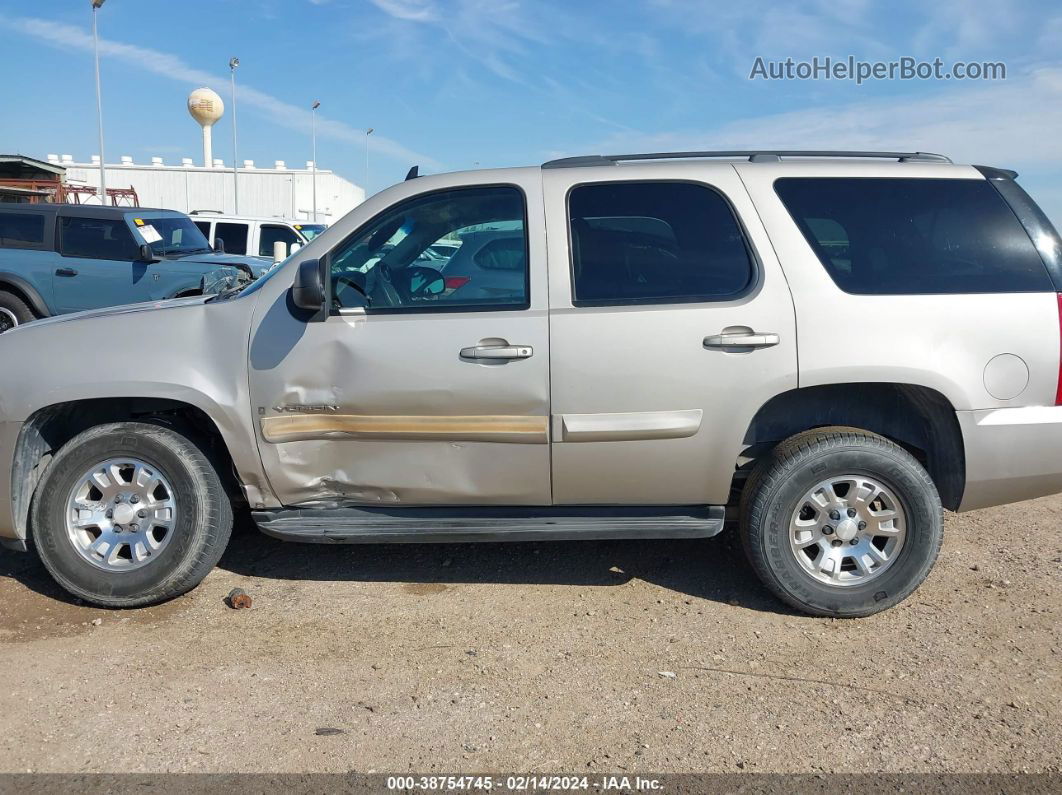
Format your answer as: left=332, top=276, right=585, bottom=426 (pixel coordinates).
left=91, top=0, right=107, bottom=203
left=311, top=100, right=320, bottom=222
left=364, top=127, right=374, bottom=197
left=229, top=56, right=240, bottom=214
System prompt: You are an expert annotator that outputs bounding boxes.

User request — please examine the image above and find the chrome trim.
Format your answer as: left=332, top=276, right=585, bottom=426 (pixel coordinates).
left=557, top=409, right=703, bottom=442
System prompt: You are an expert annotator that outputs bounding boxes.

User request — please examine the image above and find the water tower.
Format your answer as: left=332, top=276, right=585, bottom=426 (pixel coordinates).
left=187, top=87, right=225, bottom=167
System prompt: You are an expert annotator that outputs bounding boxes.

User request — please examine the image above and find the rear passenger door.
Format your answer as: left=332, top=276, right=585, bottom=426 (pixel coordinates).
left=542, top=165, right=798, bottom=505
left=52, top=215, right=158, bottom=313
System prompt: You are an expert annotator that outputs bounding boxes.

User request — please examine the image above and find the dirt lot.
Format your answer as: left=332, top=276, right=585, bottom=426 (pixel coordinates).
left=0, top=494, right=1059, bottom=775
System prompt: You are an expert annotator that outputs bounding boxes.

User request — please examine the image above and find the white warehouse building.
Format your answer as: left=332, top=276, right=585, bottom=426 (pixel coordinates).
left=53, top=153, right=365, bottom=223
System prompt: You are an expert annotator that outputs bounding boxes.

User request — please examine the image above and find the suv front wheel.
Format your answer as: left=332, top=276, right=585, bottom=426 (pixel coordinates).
left=740, top=427, right=943, bottom=617
left=31, top=422, right=233, bottom=607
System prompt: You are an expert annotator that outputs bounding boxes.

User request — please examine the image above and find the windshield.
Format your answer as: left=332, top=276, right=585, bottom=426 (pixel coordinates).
left=295, top=223, right=327, bottom=241
left=131, top=215, right=212, bottom=256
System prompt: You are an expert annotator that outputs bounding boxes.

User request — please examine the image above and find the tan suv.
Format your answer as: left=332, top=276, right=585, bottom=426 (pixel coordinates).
left=2, top=150, right=1060, bottom=617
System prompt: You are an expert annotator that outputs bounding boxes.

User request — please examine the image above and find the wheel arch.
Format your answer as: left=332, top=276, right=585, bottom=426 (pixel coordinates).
left=12, top=397, right=244, bottom=541
left=739, top=383, right=965, bottom=510
left=0, top=272, right=50, bottom=318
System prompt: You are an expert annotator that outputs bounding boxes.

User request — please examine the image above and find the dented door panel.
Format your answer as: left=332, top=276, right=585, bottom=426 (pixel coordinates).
left=245, top=169, right=551, bottom=507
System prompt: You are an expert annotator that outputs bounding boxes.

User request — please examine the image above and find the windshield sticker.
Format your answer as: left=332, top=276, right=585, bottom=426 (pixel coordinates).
left=133, top=218, right=145, bottom=226
left=138, top=224, right=163, bottom=244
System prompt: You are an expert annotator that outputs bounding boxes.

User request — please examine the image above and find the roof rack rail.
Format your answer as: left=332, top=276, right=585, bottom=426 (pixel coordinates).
left=541, top=150, right=953, bottom=168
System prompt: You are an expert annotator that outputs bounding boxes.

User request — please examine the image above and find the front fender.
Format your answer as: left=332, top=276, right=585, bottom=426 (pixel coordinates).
left=0, top=293, right=279, bottom=541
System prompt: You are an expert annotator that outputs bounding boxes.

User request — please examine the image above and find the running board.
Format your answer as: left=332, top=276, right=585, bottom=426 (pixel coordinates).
left=252, top=505, right=726, bottom=544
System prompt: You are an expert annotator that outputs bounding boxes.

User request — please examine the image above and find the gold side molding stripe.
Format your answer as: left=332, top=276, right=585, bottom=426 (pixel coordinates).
left=261, top=414, right=549, bottom=444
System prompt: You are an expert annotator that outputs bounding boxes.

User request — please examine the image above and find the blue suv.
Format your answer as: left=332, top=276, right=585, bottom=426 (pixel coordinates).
left=0, top=203, right=270, bottom=333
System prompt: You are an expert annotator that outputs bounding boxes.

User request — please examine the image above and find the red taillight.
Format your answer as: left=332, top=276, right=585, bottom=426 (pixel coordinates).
left=1056, top=294, right=1062, bottom=405
left=445, top=276, right=471, bottom=290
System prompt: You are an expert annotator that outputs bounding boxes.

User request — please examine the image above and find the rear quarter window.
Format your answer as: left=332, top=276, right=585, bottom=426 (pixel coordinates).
left=774, top=177, right=1053, bottom=294
left=0, top=212, right=46, bottom=249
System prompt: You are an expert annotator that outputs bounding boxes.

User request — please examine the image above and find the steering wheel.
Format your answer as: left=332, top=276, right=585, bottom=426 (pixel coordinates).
left=400, top=265, right=446, bottom=302
left=332, top=273, right=369, bottom=309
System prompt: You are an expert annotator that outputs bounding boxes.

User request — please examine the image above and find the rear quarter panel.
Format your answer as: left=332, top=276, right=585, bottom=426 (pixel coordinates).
left=737, top=162, right=1061, bottom=411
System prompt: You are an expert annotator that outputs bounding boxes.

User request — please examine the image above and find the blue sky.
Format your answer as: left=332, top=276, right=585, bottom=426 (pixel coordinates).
left=1, top=0, right=1061, bottom=222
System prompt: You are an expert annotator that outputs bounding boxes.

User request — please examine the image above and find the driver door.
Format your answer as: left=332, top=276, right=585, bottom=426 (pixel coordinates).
left=247, top=174, right=551, bottom=506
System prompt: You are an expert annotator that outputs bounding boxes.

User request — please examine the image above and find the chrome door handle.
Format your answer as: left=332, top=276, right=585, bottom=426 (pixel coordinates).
left=703, top=332, right=780, bottom=349
left=460, top=344, right=533, bottom=360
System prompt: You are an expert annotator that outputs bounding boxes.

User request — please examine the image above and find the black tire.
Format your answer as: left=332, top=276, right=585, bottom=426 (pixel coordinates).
left=0, top=290, right=35, bottom=333
left=740, top=427, right=943, bottom=617
left=31, top=422, right=233, bottom=607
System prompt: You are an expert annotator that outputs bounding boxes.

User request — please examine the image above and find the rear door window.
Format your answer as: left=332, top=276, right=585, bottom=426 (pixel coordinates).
left=59, top=216, right=137, bottom=260
left=568, top=181, right=754, bottom=305
left=774, top=177, right=1053, bottom=294
left=0, top=212, right=46, bottom=249
left=214, top=222, right=249, bottom=255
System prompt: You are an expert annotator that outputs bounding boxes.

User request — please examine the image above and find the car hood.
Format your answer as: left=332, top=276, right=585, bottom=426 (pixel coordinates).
left=176, top=252, right=272, bottom=276
left=4, top=295, right=211, bottom=335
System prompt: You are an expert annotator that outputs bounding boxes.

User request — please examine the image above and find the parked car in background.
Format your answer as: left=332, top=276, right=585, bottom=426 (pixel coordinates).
left=436, top=228, right=525, bottom=301
left=0, top=204, right=268, bottom=333
left=3, top=151, right=1062, bottom=619
left=190, top=212, right=316, bottom=260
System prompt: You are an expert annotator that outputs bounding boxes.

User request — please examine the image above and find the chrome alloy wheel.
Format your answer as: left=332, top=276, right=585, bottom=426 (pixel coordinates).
left=65, top=458, right=177, bottom=571
left=788, top=475, right=907, bottom=586
left=0, top=307, right=17, bottom=334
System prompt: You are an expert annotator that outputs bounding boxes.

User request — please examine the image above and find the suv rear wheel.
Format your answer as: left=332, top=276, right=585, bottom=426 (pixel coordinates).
left=740, top=427, right=943, bottom=617
left=0, top=290, right=34, bottom=334
left=31, top=422, right=233, bottom=607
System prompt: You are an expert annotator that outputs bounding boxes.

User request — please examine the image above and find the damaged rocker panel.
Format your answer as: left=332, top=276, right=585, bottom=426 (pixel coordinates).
left=260, top=414, right=549, bottom=444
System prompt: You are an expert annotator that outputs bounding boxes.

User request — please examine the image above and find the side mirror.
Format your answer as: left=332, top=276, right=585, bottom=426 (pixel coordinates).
left=137, top=243, right=159, bottom=263
left=213, top=238, right=225, bottom=253
left=292, top=258, right=326, bottom=311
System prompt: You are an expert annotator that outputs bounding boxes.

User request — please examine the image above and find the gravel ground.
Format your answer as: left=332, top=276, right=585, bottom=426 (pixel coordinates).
left=0, top=495, right=1059, bottom=775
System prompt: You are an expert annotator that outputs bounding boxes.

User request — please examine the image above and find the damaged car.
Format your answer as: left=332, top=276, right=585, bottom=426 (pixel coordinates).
left=2, top=150, right=1062, bottom=617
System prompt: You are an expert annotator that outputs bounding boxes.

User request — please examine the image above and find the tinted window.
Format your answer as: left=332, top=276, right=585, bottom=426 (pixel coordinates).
left=330, top=186, right=528, bottom=311
left=569, top=182, right=754, bottom=305
left=775, top=178, right=1053, bottom=294
left=214, top=222, right=248, bottom=255
left=0, top=212, right=45, bottom=248
left=193, top=220, right=211, bottom=238
left=259, top=224, right=301, bottom=257
left=60, top=216, right=136, bottom=260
